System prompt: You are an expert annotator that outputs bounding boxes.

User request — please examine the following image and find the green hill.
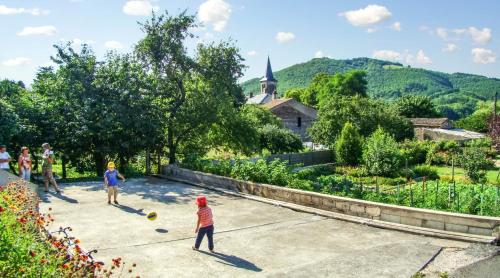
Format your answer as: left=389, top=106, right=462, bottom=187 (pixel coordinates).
left=241, top=57, right=500, bottom=119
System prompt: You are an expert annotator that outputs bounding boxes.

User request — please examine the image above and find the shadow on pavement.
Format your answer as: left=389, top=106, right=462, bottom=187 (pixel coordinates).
left=39, top=191, right=79, bottom=204
left=114, top=204, right=147, bottom=216
left=199, top=250, right=262, bottom=272
left=78, top=177, right=227, bottom=206
left=155, top=228, right=169, bottom=233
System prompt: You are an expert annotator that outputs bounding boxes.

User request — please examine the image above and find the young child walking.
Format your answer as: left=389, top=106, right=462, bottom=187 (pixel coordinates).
left=192, top=195, right=215, bottom=253
left=104, top=162, right=125, bottom=205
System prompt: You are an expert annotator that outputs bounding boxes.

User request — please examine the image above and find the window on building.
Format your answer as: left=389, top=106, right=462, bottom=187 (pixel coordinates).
left=297, top=117, right=302, bottom=127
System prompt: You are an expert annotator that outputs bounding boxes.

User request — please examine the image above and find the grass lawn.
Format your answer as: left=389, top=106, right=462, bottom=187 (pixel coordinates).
left=435, top=165, right=500, bottom=185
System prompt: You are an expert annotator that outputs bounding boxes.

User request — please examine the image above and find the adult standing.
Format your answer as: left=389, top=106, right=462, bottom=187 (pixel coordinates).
left=0, top=145, right=12, bottom=173
left=18, top=147, right=32, bottom=181
left=42, top=143, right=61, bottom=193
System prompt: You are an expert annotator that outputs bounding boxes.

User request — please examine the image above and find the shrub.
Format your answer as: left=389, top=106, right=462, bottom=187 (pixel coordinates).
left=412, top=165, right=439, bottom=180
left=460, top=146, right=493, bottom=183
left=399, top=139, right=431, bottom=165
left=294, top=164, right=336, bottom=181
left=258, top=124, right=303, bottom=154
left=425, top=140, right=460, bottom=166
left=362, top=127, right=402, bottom=177
left=335, top=122, right=363, bottom=166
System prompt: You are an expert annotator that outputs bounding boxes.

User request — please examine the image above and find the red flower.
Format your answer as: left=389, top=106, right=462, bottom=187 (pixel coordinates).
left=61, top=264, right=69, bottom=269
left=0, top=206, right=4, bottom=213
left=29, top=250, right=36, bottom=257
left=79, top=254, right=89, bottom=262
left=40, top=259, right=47, bottom=264
left=112, top=257, right=122, bottom=267
left=17, top=217, right=27, bottom=224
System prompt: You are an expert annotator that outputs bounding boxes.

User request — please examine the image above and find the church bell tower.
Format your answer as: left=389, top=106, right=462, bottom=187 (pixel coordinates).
left=260, top=56, right=277, bottom=95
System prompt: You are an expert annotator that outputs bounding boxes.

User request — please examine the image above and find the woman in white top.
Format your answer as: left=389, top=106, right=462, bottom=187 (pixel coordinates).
left=18, top=146, right=32, bottom=181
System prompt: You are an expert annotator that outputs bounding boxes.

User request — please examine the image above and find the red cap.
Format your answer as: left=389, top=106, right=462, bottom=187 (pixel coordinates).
left=196, top=196, right=207, bottom=207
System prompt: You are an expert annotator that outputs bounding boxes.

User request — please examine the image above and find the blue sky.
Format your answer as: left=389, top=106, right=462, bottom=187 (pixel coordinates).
left=1, top=0, right=499, bottom=86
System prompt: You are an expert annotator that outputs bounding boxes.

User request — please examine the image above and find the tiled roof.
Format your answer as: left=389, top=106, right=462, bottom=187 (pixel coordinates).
left=246, top=93, right=272, bottom=104
left=262, top=98, right=318, bottom=119
left=409, top=118, right=449, bottom=127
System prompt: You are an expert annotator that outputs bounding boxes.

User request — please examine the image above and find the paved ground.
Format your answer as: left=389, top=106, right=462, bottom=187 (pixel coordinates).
left=38, top=177, right=492, bottom=278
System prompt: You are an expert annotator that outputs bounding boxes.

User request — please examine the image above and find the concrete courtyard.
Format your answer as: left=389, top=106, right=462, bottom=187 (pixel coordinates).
left=38, top=177, right=496, bottom=277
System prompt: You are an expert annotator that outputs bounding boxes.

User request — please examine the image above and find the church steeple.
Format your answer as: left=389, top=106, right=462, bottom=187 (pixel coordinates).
left=260, top=56, right=278, bottom=95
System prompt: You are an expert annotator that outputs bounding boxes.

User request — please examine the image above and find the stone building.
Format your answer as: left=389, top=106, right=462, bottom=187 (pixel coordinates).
left=409, top=117, right=484, bottom=142
left=262, top=98, right=317, bottom=141
left=246, top=57, right=318, bottom=141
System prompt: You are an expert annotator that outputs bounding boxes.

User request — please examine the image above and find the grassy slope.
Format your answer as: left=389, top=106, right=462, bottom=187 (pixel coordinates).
left=241, top=57, right=500, bottom=106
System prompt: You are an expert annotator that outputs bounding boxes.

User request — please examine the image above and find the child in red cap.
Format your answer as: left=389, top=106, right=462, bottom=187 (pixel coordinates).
left=192, top=195, right=215, bottom=252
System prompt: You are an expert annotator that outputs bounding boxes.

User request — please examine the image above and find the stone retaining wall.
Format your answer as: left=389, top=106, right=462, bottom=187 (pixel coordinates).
left=163, top=165, right=500, bottom=240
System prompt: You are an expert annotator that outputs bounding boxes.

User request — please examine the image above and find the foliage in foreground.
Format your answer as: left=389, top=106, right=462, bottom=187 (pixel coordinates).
left=0, top=181, right=136, bottom=277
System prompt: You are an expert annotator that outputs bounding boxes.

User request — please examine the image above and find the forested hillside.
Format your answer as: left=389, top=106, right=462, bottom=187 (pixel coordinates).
left=242, top=58, right=500, bottom=119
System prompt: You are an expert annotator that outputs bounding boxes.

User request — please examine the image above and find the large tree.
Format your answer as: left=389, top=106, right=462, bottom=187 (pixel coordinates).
left=309, top=95, right=413, bottom=146
left=135, top=11, right=246, bottom=163
left=392, top=95, right=440, bottom=118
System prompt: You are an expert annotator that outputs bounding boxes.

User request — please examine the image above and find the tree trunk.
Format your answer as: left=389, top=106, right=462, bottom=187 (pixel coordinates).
left=145, top=150, right=151, bottom=175
left=62, top=156, right=67, bottom=179
left=167, top=125, right=176, bottom=165
left=157, top=151, right=161, bottom=174
left=94, top=152, right=104, bottom=177
left=119, top=156, right=126, bottom=175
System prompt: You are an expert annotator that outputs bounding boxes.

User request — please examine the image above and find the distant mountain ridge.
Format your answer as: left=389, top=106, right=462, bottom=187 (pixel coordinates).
left=241, top=57, right=500, bottom=118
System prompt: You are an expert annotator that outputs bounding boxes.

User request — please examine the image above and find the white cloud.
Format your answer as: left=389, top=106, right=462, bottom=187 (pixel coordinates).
left=390, top=22, right=401, bottom=31
left=0, top=5, right=49, bottom=15
left=247, top=50, right=258, bottom=56
left=314, top=50, right=324, bottom=58
left=442, top=43, right=458, bottom=52
left=198, top=0, right=231, bottom=32
left=276, top=32, right=295, bottom=43
left=123, top=0, right=158, bottom=16
left=468, top=27, right=492, bottom=45
left=373, top=50, right=402, bottom=61
left=17, top=25, right=57, bottom=36
left=104, top=40, right=124, bottom=49
left=341, top=5, right=391, bottom=27
left=436, top=27, right=448, bottom=40
left=2, top=57, right=32, bottom=67
left=373, top=49, right=432, bottom=65
left=416, top=50, right=432, bottom=64
left=432, top=26, right=492, bottom=45
left=471, top=48, right=496, bottom=64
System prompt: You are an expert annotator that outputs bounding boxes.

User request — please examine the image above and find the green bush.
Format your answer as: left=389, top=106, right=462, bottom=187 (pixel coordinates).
left=294, top=164, right=336, bottom=181
left=460, top=146, right=494, bottom=183
left=412, top=165, right=439, bottom=180
left=399, top=139, right=431, bottom=165
left=258, top=124, right=303, bottom=154
left=335, top=122, right=363, bottom=166
left=362, top=127, right=402, bottom=177
left=425, top=140, right=460, bottom=165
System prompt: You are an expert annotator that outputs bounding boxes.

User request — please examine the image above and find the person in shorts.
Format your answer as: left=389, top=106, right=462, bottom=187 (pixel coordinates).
left=104, top=162, right=125, bottom=205
left=0, top=145, right=12, bottom=173
left=42, top=143, right=61, bottom=193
